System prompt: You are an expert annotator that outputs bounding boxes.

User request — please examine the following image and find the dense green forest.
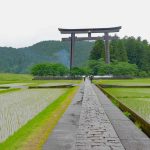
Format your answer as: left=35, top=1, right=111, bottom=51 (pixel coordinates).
left=89, top=37, right=150, bottom=76
left=0, top=36, right=150, bottom=75
left=0, top=41, right=93, bottom=73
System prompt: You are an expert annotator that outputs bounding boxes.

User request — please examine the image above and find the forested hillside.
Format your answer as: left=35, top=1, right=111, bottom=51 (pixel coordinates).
left=1, top=36, right=150, bottom=74
left=0, top=41, right=93, bottom=73
left=90, top=36, right=150, bottom=72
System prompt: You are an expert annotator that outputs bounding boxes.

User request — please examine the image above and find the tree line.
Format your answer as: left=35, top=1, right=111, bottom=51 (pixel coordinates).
left=31, top=36, right=150, bottom=77
left=0, top=41, right=93, bottom=73
left=31, top=63, right=87, bottom=77
left=89, top=36, right=150, bottom=77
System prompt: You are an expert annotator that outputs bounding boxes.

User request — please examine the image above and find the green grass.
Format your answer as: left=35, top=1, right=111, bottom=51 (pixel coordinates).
left=104, top=88, right=150, bottom=123
left=0, top=89, right=5, bottom=91
left=0, top=73, right=81, bottom=86
left=95, top=78, right=150, bottom=86
left=0, top=86, right=78, bottom=150
left=123, top=111, right=131, bottom=118
left=0, top=73, right=81, bottom=149
left=0, top=73, right=53, bottom=86
left=28, top=80, right=81, bottom=87
left=105, top=88, right=150, bottom=98
left=0, top=88, right=67, bottom=142
left=0, top=73, right=32, bottom=84
left=121, top=98, right=150, bottom=122
left=0, top=88, right=20, bottom=94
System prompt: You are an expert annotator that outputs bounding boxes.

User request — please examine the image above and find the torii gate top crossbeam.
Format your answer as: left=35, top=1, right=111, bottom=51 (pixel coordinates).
left=58, top=26, right=121, bottom=34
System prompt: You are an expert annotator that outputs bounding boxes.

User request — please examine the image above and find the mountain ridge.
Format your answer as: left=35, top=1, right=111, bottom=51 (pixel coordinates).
left=0, top=40, right=94, bottom=73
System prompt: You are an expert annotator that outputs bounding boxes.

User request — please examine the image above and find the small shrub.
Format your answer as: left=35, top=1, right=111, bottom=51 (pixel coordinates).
left=138, top=71, right=148, bottom=77
left=123, top=111, right=131, bottom=118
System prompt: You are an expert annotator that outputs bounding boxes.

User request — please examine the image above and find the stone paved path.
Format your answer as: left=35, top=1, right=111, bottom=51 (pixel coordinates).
left=43, top=83, right=84, bottom=150
left=43, top=79, right=150, bottom=150
left=92, top=83, right=150, bottom=150
left=75, top=79, right=125, bottom=150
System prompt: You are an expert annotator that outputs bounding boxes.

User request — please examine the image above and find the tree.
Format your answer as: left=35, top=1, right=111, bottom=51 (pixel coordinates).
left=88, top=59, right=138, bottom=77
left=89, top=40, right=105, bottom=60
left=89, top=37, right=150, bottom=76
left=31, top=63, right=69, bottom=76
left=112, top=62, right=138, bottom=76
left=88, top=60, right=100, bottom=75
left=98, top=59, right=113, bottom=75
left=70, top=67, right=84, bottom=76
left=110, top=39, right=128, bottom=62
left=123, top=37, right=150, bottom=72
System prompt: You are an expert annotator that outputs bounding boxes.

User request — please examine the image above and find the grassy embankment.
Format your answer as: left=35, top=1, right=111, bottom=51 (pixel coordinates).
left=95, top=78, right=150, bottom=86
left=95, top=79, right=150, bottom=123
left=0, top=74, right=30, bottom=94
left=0, top=88, right=20, bottom=94
left=0, top=73, right=80, bottom=85
left=0, top=73, right=32, bottom=84
left=0, top=73, right=81, bottom=94
left=0, top=86, right=79, bottom=150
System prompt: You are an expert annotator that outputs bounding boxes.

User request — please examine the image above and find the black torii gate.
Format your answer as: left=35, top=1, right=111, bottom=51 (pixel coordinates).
left=58, top=26, right=121, bottom=70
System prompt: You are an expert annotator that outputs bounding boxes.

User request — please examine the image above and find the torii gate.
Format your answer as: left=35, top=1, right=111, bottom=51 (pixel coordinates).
left=58, top=26, right=121, bottom=70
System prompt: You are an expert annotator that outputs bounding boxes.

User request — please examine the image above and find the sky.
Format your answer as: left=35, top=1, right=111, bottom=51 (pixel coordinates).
left=0, top=0, right=150, bottom=48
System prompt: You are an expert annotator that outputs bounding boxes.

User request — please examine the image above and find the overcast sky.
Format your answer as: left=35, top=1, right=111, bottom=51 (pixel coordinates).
left=0, top=0, right=149, bottom=48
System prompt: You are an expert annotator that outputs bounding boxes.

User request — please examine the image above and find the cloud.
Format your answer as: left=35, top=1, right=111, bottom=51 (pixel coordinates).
left=0, top=0, right=149, bottom=47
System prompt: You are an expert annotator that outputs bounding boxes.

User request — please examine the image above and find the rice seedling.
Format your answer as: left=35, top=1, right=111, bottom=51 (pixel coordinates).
left=0, top=88, right=20, bottom=94
left=0, top=88, right=67, bottom=142
left=0, top=87, right=78, bottom=150
left=0, top=83, right=29, bottom=87
left=104, top=88, right=150, bottom=123
left=95, top=78, right=150, bottom=86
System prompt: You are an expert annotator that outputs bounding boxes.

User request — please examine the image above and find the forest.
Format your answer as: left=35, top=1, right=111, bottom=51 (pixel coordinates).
left=89, top=36, right=150, bottom=77
left=0, top=36, right=150, bottom=76
left=0, top=41, right=93, bottom=73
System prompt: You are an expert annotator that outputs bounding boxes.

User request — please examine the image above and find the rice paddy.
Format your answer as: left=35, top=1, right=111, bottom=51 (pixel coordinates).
left=95, top=78, right=150, bottom=86
left=0, top=73, right=81, bottom=149
left=98, top=79, right=150, bottom=123
left=40, top=82, right=73, bottom=86
left=0, top=88, right=67, bottom=142
left=0, top=87, right=78, bottom=150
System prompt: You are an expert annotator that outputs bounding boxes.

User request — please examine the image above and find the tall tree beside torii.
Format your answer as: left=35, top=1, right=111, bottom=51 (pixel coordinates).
left=59, top=27, right=121, bottom=70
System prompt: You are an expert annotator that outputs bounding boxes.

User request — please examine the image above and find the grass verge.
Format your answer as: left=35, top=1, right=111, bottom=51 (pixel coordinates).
left=0, top=86, right=79, bottom=150
left=0, top=73, right=32, bottom=84
left=94, top=78, right=150, bottom=86
left=0, top=88, right=21, bottom=94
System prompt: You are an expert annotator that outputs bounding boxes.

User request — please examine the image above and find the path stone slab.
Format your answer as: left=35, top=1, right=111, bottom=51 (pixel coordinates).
left=93, top=84, right=150, bottom=150
left=43, top=81, right=150, bottom=150
left=75, top=80, right=125, bottom=150
left=43, top=84, right=84, bottom=150
left=121, top=139, right=150, bottom=150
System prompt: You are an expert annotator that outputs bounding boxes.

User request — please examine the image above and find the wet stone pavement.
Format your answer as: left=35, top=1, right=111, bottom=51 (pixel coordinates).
left=75, top=80, right=125, bottom=150
left=43, top=79, right=150, bottom=150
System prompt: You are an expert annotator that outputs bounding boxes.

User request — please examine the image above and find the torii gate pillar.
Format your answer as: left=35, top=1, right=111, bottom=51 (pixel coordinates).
left=104, top=32, right=110, bottom=64
left=70, top=33, right=75, bottom=70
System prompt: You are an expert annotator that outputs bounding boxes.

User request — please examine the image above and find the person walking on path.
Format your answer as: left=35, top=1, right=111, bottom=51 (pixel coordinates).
left=89, top=75, right=93, bottom=83
left=83, top=76, right=86, bottom=81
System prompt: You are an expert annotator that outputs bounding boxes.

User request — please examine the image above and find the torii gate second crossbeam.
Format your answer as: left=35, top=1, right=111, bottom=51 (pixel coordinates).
left=58, top=26, right=122, bottom=70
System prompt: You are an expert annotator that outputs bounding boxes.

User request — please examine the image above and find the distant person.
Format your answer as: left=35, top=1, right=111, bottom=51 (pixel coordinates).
left=90, top=75, right=93, bottom=83
left=83, top=76, right=86, bottom=81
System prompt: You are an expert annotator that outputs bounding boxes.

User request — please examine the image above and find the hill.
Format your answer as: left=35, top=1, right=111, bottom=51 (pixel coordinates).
left=0, top=41, right=94, bottom=73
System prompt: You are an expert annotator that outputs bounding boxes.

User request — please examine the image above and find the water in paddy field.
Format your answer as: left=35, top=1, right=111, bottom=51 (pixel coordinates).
left=0, top=88, right=66, bottom=142
left=105, top=88, right=150, bottom=123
